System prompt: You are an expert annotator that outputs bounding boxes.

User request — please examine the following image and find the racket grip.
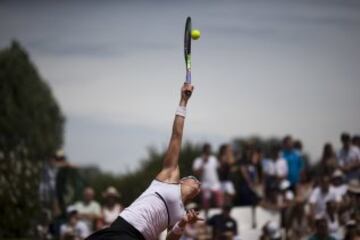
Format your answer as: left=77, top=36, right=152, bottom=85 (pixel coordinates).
left=185, top=71, right=192, bottom=96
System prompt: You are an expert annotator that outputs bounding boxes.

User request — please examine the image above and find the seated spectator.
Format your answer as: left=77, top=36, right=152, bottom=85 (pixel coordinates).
left=281, top=135, right=304, bottom=190
left=309, top=176, right=338, bottom=220
left=217, top=144, right=236, bottom=205
left=343, top=220, right=359, bottom=240
left=60, top=206, right=90, bottom=240
left=287, top=203, right=311, bottom=240
left=325, top=201, right=342, bottom=240
left=74, top=187, right=101, bottom=232
left=338, top=133, right=360, bottom=181
left=339, top=179, right=360, bottom=225
left=97, top=186, right=123, bottom=229
left=331, top=169, right=348, bottom=202
left=308, top=217, right=336, bottom=240
left=206, top=204, right=238, bottom=240
left=260, top=221, right=282, bottom=240
left=193, top=143, right=223, bottom=213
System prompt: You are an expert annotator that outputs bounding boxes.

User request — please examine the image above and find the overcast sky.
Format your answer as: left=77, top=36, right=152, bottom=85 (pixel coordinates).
left=1, top=0, right=359, bottom=173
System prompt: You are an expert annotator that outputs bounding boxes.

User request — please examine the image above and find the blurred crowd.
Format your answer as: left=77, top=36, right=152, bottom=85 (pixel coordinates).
left=37, top=132, right=360, bottom=240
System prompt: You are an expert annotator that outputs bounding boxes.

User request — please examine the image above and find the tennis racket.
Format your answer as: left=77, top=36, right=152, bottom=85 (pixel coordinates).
left=184, top=16, right=192, bottom=96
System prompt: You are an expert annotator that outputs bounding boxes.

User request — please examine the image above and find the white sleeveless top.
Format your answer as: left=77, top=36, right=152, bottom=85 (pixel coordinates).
left=120, top=180, right=186, bottom=240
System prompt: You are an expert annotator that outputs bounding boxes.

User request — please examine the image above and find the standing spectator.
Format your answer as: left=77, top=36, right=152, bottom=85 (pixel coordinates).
left=295, top=170, right=313, bottom=204
left=217, top=144, right=236, bottom=205
left=60, top=206, right=90, bottom=240
left=338, top=133, right=360, bottom=181
left=74, top=187, right=101, bottom=232
left=281, top=135, right=304, bottom=190
left=193, top=143, right=223, bottom=212
left=319, top=143, right=338, bottom=176
left=308, top=218, right=336, bottom=240
left=97, top=186, right=123, bottom=229
left=206, top=204, right=238, bottom=240
left=309, top=176, right=338, bottom=219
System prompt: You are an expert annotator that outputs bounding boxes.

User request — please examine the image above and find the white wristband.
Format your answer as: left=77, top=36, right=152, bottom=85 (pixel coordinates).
left=172, top=222, right=185, bottom=235
left=175, top=106, right=186, bottom=118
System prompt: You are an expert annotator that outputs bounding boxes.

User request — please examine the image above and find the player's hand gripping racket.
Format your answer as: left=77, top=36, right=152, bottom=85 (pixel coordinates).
left=184, top=17, right=192, bottom=97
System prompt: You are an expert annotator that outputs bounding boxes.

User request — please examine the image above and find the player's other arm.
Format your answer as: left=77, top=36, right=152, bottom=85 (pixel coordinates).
left=156, top=84, right=194, bottom=183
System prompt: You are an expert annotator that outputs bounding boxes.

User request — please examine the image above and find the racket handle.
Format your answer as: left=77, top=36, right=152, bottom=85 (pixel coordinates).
left=185, top=71, right=192, bottom=96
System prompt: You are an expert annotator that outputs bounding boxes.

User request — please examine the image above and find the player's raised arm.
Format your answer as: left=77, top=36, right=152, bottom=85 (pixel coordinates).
left=156, top=84, right=194, bottom=183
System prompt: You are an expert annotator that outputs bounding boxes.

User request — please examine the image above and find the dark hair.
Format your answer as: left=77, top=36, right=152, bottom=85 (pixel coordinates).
left=218, top=144, right=228, bottom=158
left=341, top=132, right=351, bottom=143
left=202, top=143, right=211, bottom=154
left=282, top=135, right=292, bottom=145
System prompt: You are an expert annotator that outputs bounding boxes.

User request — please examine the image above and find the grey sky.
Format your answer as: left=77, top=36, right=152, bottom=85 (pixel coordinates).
left=1, top=0, right=359, bottom=173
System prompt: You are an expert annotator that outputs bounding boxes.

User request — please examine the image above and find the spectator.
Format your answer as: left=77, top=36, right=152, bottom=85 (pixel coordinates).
left=331, top=169, right=348, bottom=202
left=319, top=143, right=338, bottom=176
left=287, top=203, right=311, bottom=240
left=235, top=146, right=261, bottom=207
left=281, top=135, right=304, bottom=189
left=260, top=221, right=282, bottom=240
left=74, top=187, right=101, bottom=232
left=193, top=143, right=223, bottom=212
left=308, top=217, right=336, bottom=240
left=295, top=170, right=313, bottom=204
left=339, top=179, right=360, bottom=224
left=338, top=133, right=360, bottom=181
left=344, top=220, right=359, bottom=240
left=309, top=176, right=338, bottom=219
left=263, top=145, right=288, bottom=202
left=325, top=201, right=342, bottom=240
left=60, top=206, right=90, bottom=240
left=206, top=204, right=238, bottom=240
left=97, top=186, right=123, bottom=229
left=217, top=144, right=236, bottom=205
left=352, top=135, right=360, bottom=148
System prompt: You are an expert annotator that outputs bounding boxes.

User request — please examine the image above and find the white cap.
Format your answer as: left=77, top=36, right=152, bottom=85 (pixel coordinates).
left=266, top=221, right=281, bottom=239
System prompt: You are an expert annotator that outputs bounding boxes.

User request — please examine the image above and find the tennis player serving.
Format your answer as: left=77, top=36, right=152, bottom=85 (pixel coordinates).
left=87, top=83, right=202, bottom=240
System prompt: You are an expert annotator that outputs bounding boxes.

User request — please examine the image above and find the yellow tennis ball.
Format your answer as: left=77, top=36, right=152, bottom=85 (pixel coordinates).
left=191, top=29, right=201, bottom=40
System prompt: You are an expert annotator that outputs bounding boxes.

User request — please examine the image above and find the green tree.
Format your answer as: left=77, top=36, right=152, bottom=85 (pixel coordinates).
left=0, top=41, right=64, bottom=237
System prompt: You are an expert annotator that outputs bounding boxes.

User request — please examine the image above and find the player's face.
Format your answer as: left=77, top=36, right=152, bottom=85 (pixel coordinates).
left=181, top=177, right=201, bottom=198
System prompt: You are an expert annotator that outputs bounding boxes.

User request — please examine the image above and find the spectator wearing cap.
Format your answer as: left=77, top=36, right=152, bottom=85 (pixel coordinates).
left=338, top=133, right=360, bottom=181
left=331, top=169, right=348, bottom=202
left=344, top=220, right=359, bottom=240
left=97, top=186, right=123, bottom=229
left=60, top=206, right=90, bottom=240
left=308, top=217, right=336, bottom=240
left=206, top=204, right=238, bottom=240
left=74, top=187, right=101, bottom=232
left=281, top=135, right=304, bottom=189
left=339, top=179, right=360, bottom=225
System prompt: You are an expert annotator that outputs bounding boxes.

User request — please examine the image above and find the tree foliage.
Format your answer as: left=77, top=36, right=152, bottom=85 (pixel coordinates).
left=0, top=41, right=64, bottom=237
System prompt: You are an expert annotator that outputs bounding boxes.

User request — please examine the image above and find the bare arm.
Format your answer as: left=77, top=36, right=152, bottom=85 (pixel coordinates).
left=156, top=84, right=194, bottom=183
left=166, top=209, right=203, bottom=240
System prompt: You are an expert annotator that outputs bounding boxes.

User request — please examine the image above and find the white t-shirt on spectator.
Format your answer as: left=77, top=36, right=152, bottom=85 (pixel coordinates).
left=192, top=156, right=221, bottom=191
left=275, top=157, right=288, bottom=178
left=309, top=186, right=339, bottom=216
left=262, top=158, right=276, bottom=176
left=60, top=220, right=90, bottom=239
left=332, top=184, right=348, bottom=201
left=74, top=200, right=101, bottom=230
left=338, top=146, right=360, bottom=166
